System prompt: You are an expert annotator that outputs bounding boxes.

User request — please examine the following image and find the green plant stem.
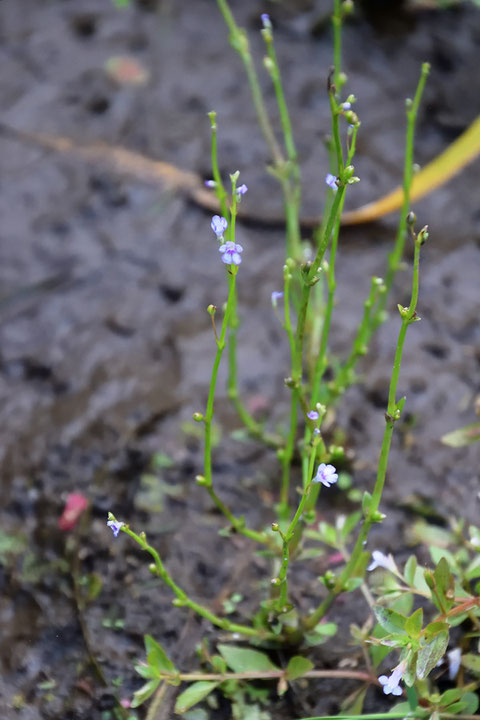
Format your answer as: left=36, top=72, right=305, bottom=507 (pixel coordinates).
left=203, top=273, right=235, bottom=488
left=227, top=289, right=282, bottom=449
left=144, top=682, right=167, bottom=720
left=208, top=112, right=229, bottom=218
left=310, top=124, right=358, bottom=404
left=372, top=62, right=429, bottom=330
left=332, top=0, right=344, bottom=93
left=167, top=668, right=377, bottom=683
left=216, top=0, right=283, bottom=165
left=328, top=277, right=385, bottom=402
left=123, top=526, right=274, bottom=640
left=275, top=444, right=318, bottom=608
left=263, top=28, right=301, bottom=257
left=305, top=232, right=424, bottom=629
left=280, top=281, right=310, bottom=508
left=202, top=224, right=274, bottom=546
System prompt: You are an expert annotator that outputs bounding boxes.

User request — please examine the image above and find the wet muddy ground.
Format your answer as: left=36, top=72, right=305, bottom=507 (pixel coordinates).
left=0, top=0, right=479, bottom=718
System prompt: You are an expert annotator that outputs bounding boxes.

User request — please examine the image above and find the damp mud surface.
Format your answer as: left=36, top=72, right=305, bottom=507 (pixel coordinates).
left=0, top=1, right=479, bottom=718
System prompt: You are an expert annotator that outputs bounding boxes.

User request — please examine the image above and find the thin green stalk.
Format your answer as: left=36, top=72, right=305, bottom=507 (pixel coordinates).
left=201, top=183, right=276, bottom=545
left=208, top=111, right=229, bottom=218
left=209, top=113, right=279, bottom=448
left=122, top=525, right=274, bottom=640
left=332, top=0, right=344, bottom=93
left=216, top=0, right=283, bottom=165
left=305, top=228, right=425, bottom=629
left=273, top=444, right=318, bottom=610
left=328, top=276, right=386, bottom=402
left=372, top=62, right=429, bottom=330
left=166, top=667, right=376, bottom=683
left=311, top=124, right=358, bottom=403
left=280, top=282, right=311, bottom=508
left=309, top=185, right=345, bottom=282
left=203, top=273, right=235, bottom=488
left=262, top=22, right=302, bottom=256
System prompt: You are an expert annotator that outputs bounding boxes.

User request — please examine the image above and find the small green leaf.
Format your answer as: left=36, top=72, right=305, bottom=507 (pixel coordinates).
left=217, top=645, right=279, bottom=673
left=391, top=592, right=414, bottom=616
left=317, top=522, right=338, bottom=546
left=131, top=678, right=161, bottom=708
left=304, top=622, right=338, bottom=647
left=175, top=681, right=219, bottom=714
left=340, top=511, right=362, bottom=541
left=135, top=662, right=158, bottom=679
left=439, top=688, right=463, bottom=706
left=145, top=635, right=176, bottom=676
left=417, top=632, right=449, bottom=679
left=405, top=608, right=423, bottom=639
left=433, top=557, right=455, bottom=611
left=461, top=652, right=480, bottom=675
left=465, top=555, right=480, bottom=580
left=445, top=701, right=467, bottom=714
left=410, top=521, right=453, bottom=548
left=441, top=421, right=480, bottom=447
left=424, top=621, right=449, bottom=638
left=373, top=606, right=407, bottom=634
left=404, top=556, right=417, bottom=587
left=460, top=691, right=479, bottom=714
left=344, top=577, right=364, bottom=592
left=362, top=491, right=372, bottom=514
left=285, top=656, right=314, bottom=681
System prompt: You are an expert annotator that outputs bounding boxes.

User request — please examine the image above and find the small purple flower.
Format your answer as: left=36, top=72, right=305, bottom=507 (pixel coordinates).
left=341, top=101, right=352, bottom=110
left=211, top=215, right=228, bottom=238
left=378, top=660, right=406, bottom=696
left=367, top=550, right=398, bottom=574
left=219, top=240, right=243, bottom=265
left=325, top=173, right=338, bottom=191
left=261, top=13, right=271, bottom=28
left=313, top=463, right=338, bottom=488
left=205, top=179, right=216, bottom=188
left=107, top=519, right=125, bottom=537
left=307, top=410, right=319, bottom=421
left=236, top=184, right=248, bottom=196
left=313, top=428, right=321, bottom=436
left=271, top=291, right=283, bottom=307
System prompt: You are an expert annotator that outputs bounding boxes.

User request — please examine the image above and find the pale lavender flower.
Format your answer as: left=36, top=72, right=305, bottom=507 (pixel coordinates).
left=107, top=519, right=125, bottom=537
left=378, top=660, right=406, bottom=696
left=307, top=410, right=319, bottom=420
left=271, top=291, right=283, bottom=307
left=313, top=428, right=321, bottom=436
left=447, top=648, right=461, bottom=680
left=367, top=550, right=398, bottom=574
left=236, top=184, right=248, bottom=196
left=219, top=240, right=243, bottom=265
left=313, top=463, right=338, bottom=488
left=261, top=13, right=271, bottom=28
left=211, top=215, right=228, bottom=238
left=341, top=102, right=352, bottom=110
left=205, top=179, right=216, bottom=188
left=325, top=173, right=338, bottom=190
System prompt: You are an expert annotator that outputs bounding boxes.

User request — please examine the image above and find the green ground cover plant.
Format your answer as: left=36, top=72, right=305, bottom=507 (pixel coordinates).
left=106, top=2, right=480, bottom=719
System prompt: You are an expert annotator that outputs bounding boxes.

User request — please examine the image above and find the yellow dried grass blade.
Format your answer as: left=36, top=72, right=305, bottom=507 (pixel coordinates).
left=342, top=114, right=480, bottom=225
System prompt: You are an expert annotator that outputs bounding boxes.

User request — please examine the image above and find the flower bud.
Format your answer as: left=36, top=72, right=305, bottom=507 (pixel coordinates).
left=406, top=211, right=416, bottom=227
left=193, top=412, right=204, bottom=422
left=344, top=110, right=359, bottom=126
left=207, top=304, right=216, bottom=316
left=263, top=56, right=275, bottom=75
